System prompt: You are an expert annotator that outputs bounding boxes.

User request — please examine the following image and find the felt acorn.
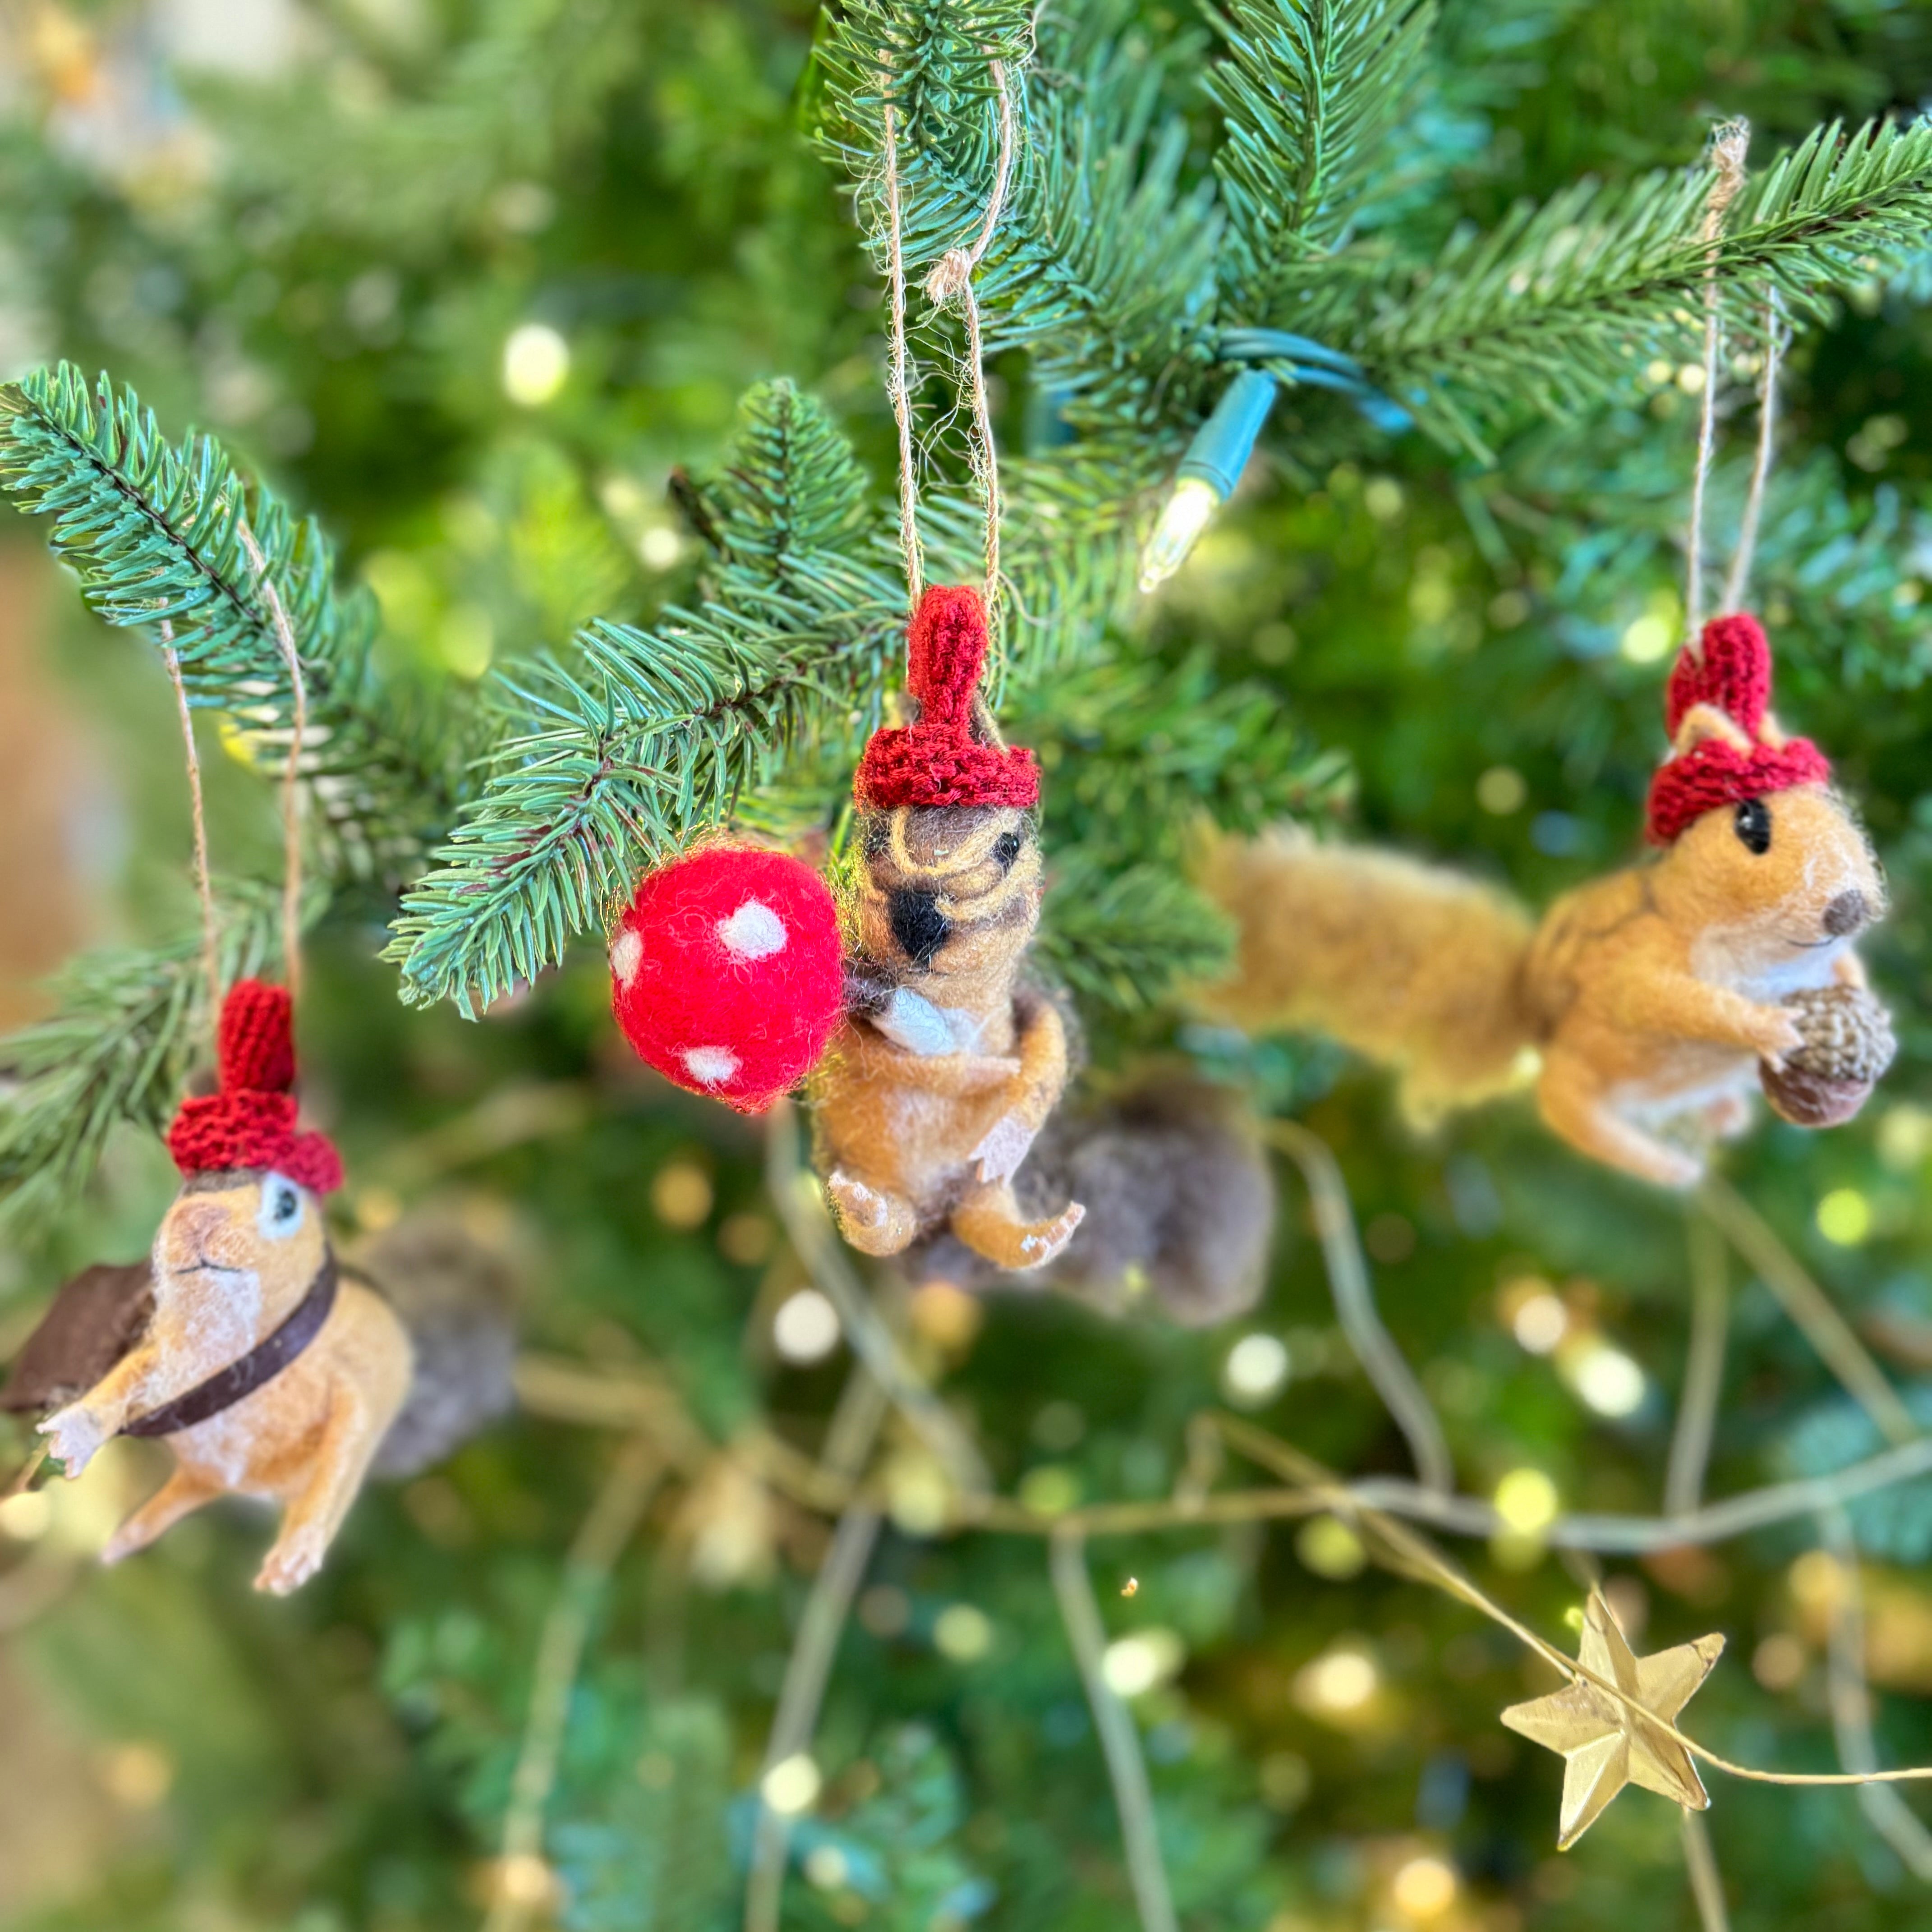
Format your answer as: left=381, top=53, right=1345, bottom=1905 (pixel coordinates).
left=813, top=584, right=1085, bottom=1271
left=3, top=980, right=510, bottom=1593
left=608, top=844, right=845, bottom=1113
left=1761, top=983, right=1897, bottom=1127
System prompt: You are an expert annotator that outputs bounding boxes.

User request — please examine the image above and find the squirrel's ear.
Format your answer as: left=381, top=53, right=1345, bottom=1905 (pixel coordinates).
left=969, top=695, right=1009, bottom=749
left=1671, top=701, right=1755, bottom=757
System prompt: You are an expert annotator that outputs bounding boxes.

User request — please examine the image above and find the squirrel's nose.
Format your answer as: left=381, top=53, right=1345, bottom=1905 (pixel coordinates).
left=1823, top=890, right=1871, bottom=938
left=162, top=1199, right=229, bottom=1265
left=888, top=889, right=951, bottom=969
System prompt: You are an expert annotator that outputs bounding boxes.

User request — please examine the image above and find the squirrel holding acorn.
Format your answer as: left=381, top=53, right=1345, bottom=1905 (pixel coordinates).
left=1197, top=615, right=1892, bottom=1188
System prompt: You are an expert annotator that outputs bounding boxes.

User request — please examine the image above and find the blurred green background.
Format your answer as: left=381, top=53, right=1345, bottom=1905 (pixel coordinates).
left=6, top=3, right=1932, bottom=1930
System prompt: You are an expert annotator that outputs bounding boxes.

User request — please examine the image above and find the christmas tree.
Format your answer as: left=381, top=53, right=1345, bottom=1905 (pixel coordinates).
left=5, top=0, right=1932, bottom=1926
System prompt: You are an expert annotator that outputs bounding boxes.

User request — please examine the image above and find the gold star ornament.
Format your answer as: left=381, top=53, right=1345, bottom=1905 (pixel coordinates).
left=1501, top=1588, right=1725, bottom=1848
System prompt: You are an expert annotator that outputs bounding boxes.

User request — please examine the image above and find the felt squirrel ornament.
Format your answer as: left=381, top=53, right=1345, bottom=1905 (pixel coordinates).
left=816, top=584, right=1086, bottom=1270
left=1197, top=614, right=1889, bottom=1189
left=3, top=980, right=513, bottom=1592
left=609, top=586, right=1086, bottom=1272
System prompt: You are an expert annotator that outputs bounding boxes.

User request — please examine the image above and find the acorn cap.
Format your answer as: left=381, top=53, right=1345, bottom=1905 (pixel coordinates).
left=1760, top=984, right=1895, bottom=1128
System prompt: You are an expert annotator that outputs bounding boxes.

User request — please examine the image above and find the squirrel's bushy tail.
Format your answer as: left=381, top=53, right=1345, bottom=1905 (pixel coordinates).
left=359, top=1213, right=519, bottom=1479
left=916, top=1071, right=1276, bottom=1327
left=1195, top=828, right=1539, bottom=1122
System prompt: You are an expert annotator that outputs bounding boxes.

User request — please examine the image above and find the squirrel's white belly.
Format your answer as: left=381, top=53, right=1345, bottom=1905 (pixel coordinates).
left=1690, top=925, right=1849, bottom=1000
left=1612, top=1054, right=1757, bottom=1127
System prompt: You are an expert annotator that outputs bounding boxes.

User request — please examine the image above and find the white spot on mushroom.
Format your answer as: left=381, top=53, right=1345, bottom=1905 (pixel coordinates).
left=683, top=1046, right=741, bottom=1087
left=609, top=926, right=644, bottom=987
left=715, top=897, right=787, bottom=961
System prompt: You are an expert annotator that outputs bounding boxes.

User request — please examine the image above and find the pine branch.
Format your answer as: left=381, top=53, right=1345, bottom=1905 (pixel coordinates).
left=386, top=382, right=904, bottom=1015
left=0, top=363, right=472, bottom=880
left=1036, top=854, right=1235, bottom=1014
left=186, top=0, right=650, bottom=247
left=1021, top=650, right=1352, bottom=1012
left=1498, top=421, right=1932, bottom=687
left=920, top=445, right=1178, bottom=681
left=0, top=884, right=282, bottom=1236
left=1208, top=0, right=1437, bottom=321
left=1339, top=118, right=1932, bottom=457
left=978, top=23, right=1224, bottom=427
left=819, top=2, right=1224, bottom=432
left=1018, top=649, right=1355, bottom=857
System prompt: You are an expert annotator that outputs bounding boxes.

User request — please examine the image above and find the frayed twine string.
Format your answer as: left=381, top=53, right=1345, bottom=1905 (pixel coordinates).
left=880, top=98, right=924, bottom=610
left=237, top=522, right=307, bottom=1003
left=877, top=59, right=1017, bottom=626
left=159, top=617, right=221, bottom=1053
left=1722, top=286, right=1786, bottom=617
left=921, top=60, right=1016, bottom=628
left=1684, top=119, right=1750, bottom=656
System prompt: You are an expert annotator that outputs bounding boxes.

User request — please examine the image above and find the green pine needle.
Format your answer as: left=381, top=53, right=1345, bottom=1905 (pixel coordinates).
left=1208, top=0, right=1438, bottom=319
left=385, top=381, right=905, bottom=1015
left=0, top=363, right=469, bottom=879
left=0, top=885, right=282, bottom=1234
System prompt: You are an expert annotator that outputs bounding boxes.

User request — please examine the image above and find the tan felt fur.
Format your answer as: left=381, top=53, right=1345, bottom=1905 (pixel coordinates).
left=813, top=802, right=1084, bottom=1268
left=1198, top=781, right=1884, bottom=1188
left=38, top=1173, right=412, bottom=1593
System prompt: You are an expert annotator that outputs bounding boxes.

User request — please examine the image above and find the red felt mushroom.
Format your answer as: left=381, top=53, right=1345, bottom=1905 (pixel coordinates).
left=608, top=846, right=845, bottom=1113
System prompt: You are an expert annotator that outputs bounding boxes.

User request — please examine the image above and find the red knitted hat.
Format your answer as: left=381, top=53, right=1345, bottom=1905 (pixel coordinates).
left=1645, top=613, right=1831, bottom=845
left=166, top=980, right=343, bottom=1194
left=852, top=585, right=1040, bottom=810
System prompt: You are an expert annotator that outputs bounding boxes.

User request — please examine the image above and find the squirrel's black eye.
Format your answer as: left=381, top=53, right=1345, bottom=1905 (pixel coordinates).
left=994, top=832, right=1023, bottom=869
left=1734, top=798, right=1772, bottom=855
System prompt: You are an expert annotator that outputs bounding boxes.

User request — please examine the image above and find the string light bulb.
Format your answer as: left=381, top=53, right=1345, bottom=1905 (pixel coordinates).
left=1140, top=333, right=1411, bottom=592
left=1139, top=368, right=1279, bottom=591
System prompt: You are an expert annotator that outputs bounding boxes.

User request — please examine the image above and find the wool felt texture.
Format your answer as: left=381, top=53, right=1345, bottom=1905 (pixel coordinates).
left=1647, top=613, right=1830, bottom=845
left=609, top=845, right=845, bottom=1113
left=166, top=978, right=343, bottom=1193
left=33, top=1164, right=416, bottom=1592
left=354, top=1208, right=520, bottom=1479
left=1197, top=760, right=1887, bottom=1190
left=852, top=585, right=1039, bottom=810
left=913, top=1072, right=1277, bottom=1325
left=120, top=1253, right=339, bottom=1436
left=812, top=797, right=1083, bottom=1270
left=1760, top=983, right=1896, bottom=1127
left=818, top=596, right=1072, bottom=1264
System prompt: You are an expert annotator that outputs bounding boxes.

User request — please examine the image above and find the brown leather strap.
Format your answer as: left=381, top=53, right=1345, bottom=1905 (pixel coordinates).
left=122, top=1256, right=337, bottom=1438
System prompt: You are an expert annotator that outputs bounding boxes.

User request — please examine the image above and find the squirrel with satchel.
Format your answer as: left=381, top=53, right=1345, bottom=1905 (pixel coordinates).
left=1197, top=614, right=1894, bottom=1188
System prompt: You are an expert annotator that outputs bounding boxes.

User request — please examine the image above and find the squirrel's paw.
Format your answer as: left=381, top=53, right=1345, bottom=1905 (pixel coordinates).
left=825, top=1169, right=917, bottom=1256
left=1014, top=1201, right=1085, bottom=1270
left=971, top=1112, right=1038, bottom=1185
left=1647, top=1146, right=1706, bottom=1190
left=1748, top=1009, right=1805, bottom=1066
left=38, top=1403, right=106, bottom=1478
left=1704, top=1091, right=1754, bottom=1141
left=256, top=1520, right=330, bottom=1596
left=100, top=1514, right=164, bottom=1568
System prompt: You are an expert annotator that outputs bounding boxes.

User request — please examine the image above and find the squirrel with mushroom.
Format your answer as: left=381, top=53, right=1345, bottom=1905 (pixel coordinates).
left=1197, top=613, right=1893, bottom=1188
left=608, top=583, right=1276, bottom=1321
